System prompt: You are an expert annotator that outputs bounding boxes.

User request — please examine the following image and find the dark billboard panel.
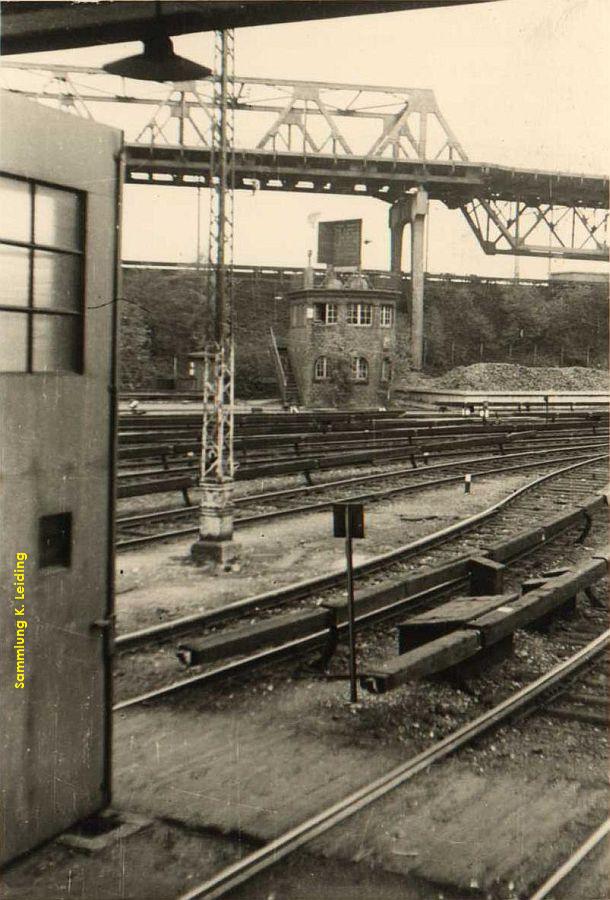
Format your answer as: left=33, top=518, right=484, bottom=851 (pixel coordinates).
left=317, top=219, right=362, bottom=267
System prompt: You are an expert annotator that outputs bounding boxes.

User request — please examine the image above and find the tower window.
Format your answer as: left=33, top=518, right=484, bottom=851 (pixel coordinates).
left=351, top=356, right=369, bottom=382
left=314, top=356, right=329, bottom=380
left=346, top=303, right=372, bottom=326
left=381, top=358, right=392, bottom=381
left=380, top=305, right=394, bottom=327
left=313, top=302, right=337, bottom=324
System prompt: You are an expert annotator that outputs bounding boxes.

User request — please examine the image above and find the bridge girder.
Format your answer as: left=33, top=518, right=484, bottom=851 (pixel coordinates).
left=461, top=198, right=609, bottom=262
left=1, top=62, right=607, bottom=261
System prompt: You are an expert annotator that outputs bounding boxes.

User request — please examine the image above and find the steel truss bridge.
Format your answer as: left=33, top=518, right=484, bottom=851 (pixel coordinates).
left=2, top=62, right=608, bottom=263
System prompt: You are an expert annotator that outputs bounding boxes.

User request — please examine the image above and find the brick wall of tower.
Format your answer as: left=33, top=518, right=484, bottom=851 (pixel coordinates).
left=286, top=288, right=400, bottom=408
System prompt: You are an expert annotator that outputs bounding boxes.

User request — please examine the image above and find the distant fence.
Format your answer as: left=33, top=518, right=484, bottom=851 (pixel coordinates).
left=421, top=336, right=608, bottom=371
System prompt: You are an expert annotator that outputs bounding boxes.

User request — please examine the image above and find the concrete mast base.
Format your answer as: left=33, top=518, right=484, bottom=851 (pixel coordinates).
left=190, top=481, right=238, bottom=569
left=190, top=538, right=239, bottom=568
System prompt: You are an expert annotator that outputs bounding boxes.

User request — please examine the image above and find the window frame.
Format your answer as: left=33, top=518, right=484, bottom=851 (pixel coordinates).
left=351, top=356, right=369, bottom=382
left=313, top=303, right=325, bottom=323
left=325, top=303, right=338, bottom=324
left=313, top=355, right=329, bottom=381
left=313, top=302, right=338, bottom=325
left=0, top=171, right=86, bottom=374
left=380, top=304, right=394, bottom=327
left=346, top=302, right=373, bottom=326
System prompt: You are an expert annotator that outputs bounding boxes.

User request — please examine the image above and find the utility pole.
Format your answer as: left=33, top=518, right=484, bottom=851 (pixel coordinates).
left=191, top=29, right=237, bottom=568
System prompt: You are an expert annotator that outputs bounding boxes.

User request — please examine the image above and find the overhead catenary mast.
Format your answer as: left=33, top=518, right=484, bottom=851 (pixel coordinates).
left=191, top=29, right=237, bottom=568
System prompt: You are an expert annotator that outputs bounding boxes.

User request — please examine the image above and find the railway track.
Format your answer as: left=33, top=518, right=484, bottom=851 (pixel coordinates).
left=539, top=631, right=608, bottom=728
left=117, top=424, right=607, bottom=472
left=116, top=439, right=609, bottom=549
left=114, top=454, right=608, bottom=706
left=116, top=428, right=608, bottom=481
left=117, top=409, right=607, bottom=465
left=112, top=410, right=610, bottom=900
left=171, top=627, right=610, bottom=900
left=528, top=818, right=610, bottom=900
left=118, top=414, right=607, bottom=459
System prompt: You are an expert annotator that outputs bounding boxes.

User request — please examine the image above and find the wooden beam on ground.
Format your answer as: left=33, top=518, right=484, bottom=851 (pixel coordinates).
left=176, top=608, right=334, bottom=666
left=361, top=630, right=482, bottom=694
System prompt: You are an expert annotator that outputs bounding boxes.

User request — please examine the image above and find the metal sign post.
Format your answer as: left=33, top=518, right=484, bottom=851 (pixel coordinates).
left=333, top=502, right=365, bottom=703
left=345, top=522, right=358, bottom=703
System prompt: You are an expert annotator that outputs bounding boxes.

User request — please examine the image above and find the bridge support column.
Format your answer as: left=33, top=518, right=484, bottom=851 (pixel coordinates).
left=389, top=187, right=429, bottom=370
left=389, top=218, right=405, bottom=274
left=410, top=187, right=428, bottom=370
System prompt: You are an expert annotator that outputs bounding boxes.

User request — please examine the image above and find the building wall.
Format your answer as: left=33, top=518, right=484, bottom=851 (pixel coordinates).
left=0, top=93, right=121, bottom=864
left=286, top=288, right=398, bottom=407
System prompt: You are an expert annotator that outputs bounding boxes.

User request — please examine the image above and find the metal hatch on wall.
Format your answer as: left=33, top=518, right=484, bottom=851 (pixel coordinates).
left=0, top=91, right=122, bottom=865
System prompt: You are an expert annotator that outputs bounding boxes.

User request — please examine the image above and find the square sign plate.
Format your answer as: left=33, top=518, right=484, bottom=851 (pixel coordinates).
left=318, top=219, right=362, bottom=268
left=333, top=502, right=365, bottom=539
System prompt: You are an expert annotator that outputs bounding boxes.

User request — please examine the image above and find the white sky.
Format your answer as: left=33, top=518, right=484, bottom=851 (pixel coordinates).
left=9, top=0, right=610, bottom=277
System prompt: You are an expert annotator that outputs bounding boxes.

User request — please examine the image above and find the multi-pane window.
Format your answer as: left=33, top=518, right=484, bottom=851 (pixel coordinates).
left=346, top=303, right=372, bottom=326
left=314, top=356, right=329, bottom=380
left=380, top=305, right=394, bottom=327
left=351, top=356, right=369, bottom=382
left=325, top=304, right=338, bottom=324
left=381, top=358, right=392, bottom=382
left=313, top=302, right=337, bottom=324
left=0, top=174, right=85, bottom=373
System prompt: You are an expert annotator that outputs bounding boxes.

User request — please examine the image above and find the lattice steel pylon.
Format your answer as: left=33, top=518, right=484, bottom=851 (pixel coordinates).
left=191, top=29, right=237, bottom=568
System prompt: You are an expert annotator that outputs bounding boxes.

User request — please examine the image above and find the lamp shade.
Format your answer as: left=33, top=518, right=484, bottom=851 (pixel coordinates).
left=103, top=34, right=212, bottom=82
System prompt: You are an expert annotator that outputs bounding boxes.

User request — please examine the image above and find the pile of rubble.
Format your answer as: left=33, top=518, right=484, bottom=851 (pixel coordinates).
left=400, top=363, right=609, bottom=393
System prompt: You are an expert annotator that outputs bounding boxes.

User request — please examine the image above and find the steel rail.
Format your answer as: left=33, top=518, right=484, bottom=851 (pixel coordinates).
left=174, top=630, right=610, bottom=900
left=116, top=413, right=605, bottom=441
left=116, top=431, right=608, bottom=477
left=116, top=437, right=609, bottom=526
left=528, top=818, right=610, bottom=900
left=115, top=426, right=607, bottom=484
left=114, top=575, right=467, bottom=711
left=116, top=442, right=606, bottom=537
left=117, top=420, right=606, bottom=446
left=115, top=485, right=607, bottom=708
left=114, top=630, right=331, bottom=711
left=116, top=448, right=608, bottom=549
left=115, top=454, right=608, bottom=649
left=118, top=409, right=607, bottom=429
